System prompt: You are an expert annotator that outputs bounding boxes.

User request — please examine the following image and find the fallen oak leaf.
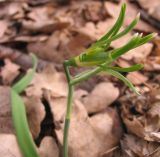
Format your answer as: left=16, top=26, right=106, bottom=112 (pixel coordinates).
left=25, top=64, right=68, bottom=98
left=38, top=137, right=59, bottom=157
left=0, top=59, right=20, bottom=85
left=82, top=82, right=119, bottom=114
left=0, top=134, right=23, bottom=157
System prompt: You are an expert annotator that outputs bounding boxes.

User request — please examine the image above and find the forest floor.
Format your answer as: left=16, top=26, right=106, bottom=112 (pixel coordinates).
left=0, top=0, right=160, bottom=157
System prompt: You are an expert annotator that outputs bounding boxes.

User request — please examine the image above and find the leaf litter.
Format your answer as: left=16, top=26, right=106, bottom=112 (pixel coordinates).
left=0, top=0, right=160, bottom=157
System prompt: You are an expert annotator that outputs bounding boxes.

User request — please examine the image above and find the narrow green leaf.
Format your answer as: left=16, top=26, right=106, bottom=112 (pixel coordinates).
left=111, top=33, right=141, bottom=60
left=12, top=53, right=37, bottom=94
left=104, top=69, right=140, bottom=95
left=134, top=33, right=157, bottom=48
left=93, top=3, right=126, bottom=47
left=107, top=64, right=144, bottom=72
left=107, top=13, right=140, bottom=43
left=11, top=89, right=40, bottom=157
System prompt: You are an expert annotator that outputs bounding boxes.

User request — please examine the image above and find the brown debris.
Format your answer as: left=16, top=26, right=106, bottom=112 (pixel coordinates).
left=0, top=59, right=20, bottom=85
left=82, top=82, right=119, bottom=113
left=24, top=96, right=45, bottom=139
left=38, top=136, right=59, bottom=157
left=0, top=134, right=23, bottom=157
left=0, top=86, right=14, bottom=134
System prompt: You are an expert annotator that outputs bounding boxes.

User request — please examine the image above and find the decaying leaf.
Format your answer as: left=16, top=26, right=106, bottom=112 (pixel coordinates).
left=25, top=65, right=68, bottom=98
left=120, top=93, right=160, bottom=142
left=126, top=71, right=148, bottom=85
left=105, top=1, right=157, bottom=32
left=38, top=136, right=59, bottom=157
left=23, top=96, right=45, bottom=139
left=138, top=0, right=160, bottom=21
left=0, top=86, right=14, bottom=134
left=65, top=31, right=93, bottom=57
left=82, top=82, right=119, bottom=113
left=90, top=108, right=123, bottom=155
left=22, top=5, right=70, bottom=33
left=27, top=31, right=70, bottom=63
left=120, top=134, right=160, bottom=157
left=48, top=88, right=122, bottom=157
left=0, top=59, right=20, bottom=85
left=0, top=134, right=23, bottom=157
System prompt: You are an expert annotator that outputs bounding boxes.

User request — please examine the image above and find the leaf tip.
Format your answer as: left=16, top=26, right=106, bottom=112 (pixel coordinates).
left=136, top=12, right=140, bottom=20
left=152, top=32, right=158, bottom=38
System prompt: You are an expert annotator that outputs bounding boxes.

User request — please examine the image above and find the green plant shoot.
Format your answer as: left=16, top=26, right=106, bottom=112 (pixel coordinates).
left=11, top=54, right=40, bottom=157
left=63, top=3, right=157, bottom=157
left=9, top=3, right=157, bottom=157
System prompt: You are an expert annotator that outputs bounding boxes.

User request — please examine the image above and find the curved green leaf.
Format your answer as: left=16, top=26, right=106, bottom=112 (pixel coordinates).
left=107, top=13, right=140, bottom=43
left=11, top=89, right=40, bottom=157
left=104, top=69, right=140, bottom=95
left=12, top=53, right=37, bottom=94
left=107, top=64, right=144, bottom=72
left=111, top=33, right=141, bottom=60
left=93, top=3, right=126, bottom=47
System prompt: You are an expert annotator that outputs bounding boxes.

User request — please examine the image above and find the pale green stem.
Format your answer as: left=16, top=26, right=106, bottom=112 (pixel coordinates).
left=63, top=62, right=74, bottom=157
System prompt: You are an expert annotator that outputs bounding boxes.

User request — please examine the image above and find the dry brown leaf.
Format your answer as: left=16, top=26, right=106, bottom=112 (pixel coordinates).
left=0, top=86, right=14, bottom=134
left=23, top=96, right=45, bottom=139
left=45, top=90, right=88, bottom=123
left=53, top=97, right=101, bottom=157
left=105, top=1, right=156, bottom=32
left=0, top=86, right=45, bottom=139
left=56, top=118, right=102, bottom=157
left=121, top=96, right=160, bottom=142
left=77, top=22, right=98, bottom=40
left=0, top=59, right=20, bottom=85
left=123, top=117, right=145, bottom=138
left=0, top=20, right=8, bottom=39
left=0, top=134, right=23, bottom=157
left=65, top=31, right=93, bottom=56
left=73, top=89, right=88, bottom=100
left=126, top=71, right=148, bottom=85
left=22, top=5, right=70, bottom=33
left=27, top=31, right=70, bottom=63
left=38, top=136, right=59, bottom=157
left=154, top=36, right=160, bottom=56
left=13, top=35, right=48, bottom=43
left=120, top=134, right=160, bottom=157
left=46, top=84, right=122, bottom=157
left=90, top=108, right=123, bottom=155
left=143, top=56, right=160, bottom=71
left=26, top=65, right=68, bottom=98
left=148, top=102, right=160, bottom=117
left=0, top=20, right=16, bottom=43
left=82, top=82, right=119, bottom=113
left=138, top=0, right=160, bottom=21
left=55, top=107, right=122, bottom=157
left=83, top=1, right=108, bottom=22
left=4, top=3, right=25, bottom=19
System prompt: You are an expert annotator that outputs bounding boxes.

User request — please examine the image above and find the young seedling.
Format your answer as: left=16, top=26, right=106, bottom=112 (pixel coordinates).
left=10, top=3, right=156, bottom=157
left=63, top=3, right=157, bottom=157
left=11, top=54, right=40, bottom=157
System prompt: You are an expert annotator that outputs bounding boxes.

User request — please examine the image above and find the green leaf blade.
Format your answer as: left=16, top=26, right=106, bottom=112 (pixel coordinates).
left=108, top=13, right=140, bottom=43
left=108, top=64, right=144, bottom=72
left=104, top=69, right=140, bottom=95
left=12, top=53, right=37, bottom=94
left=94, top=3, right=126, bottom=46
left=11, top=89, right=40, bottom=157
